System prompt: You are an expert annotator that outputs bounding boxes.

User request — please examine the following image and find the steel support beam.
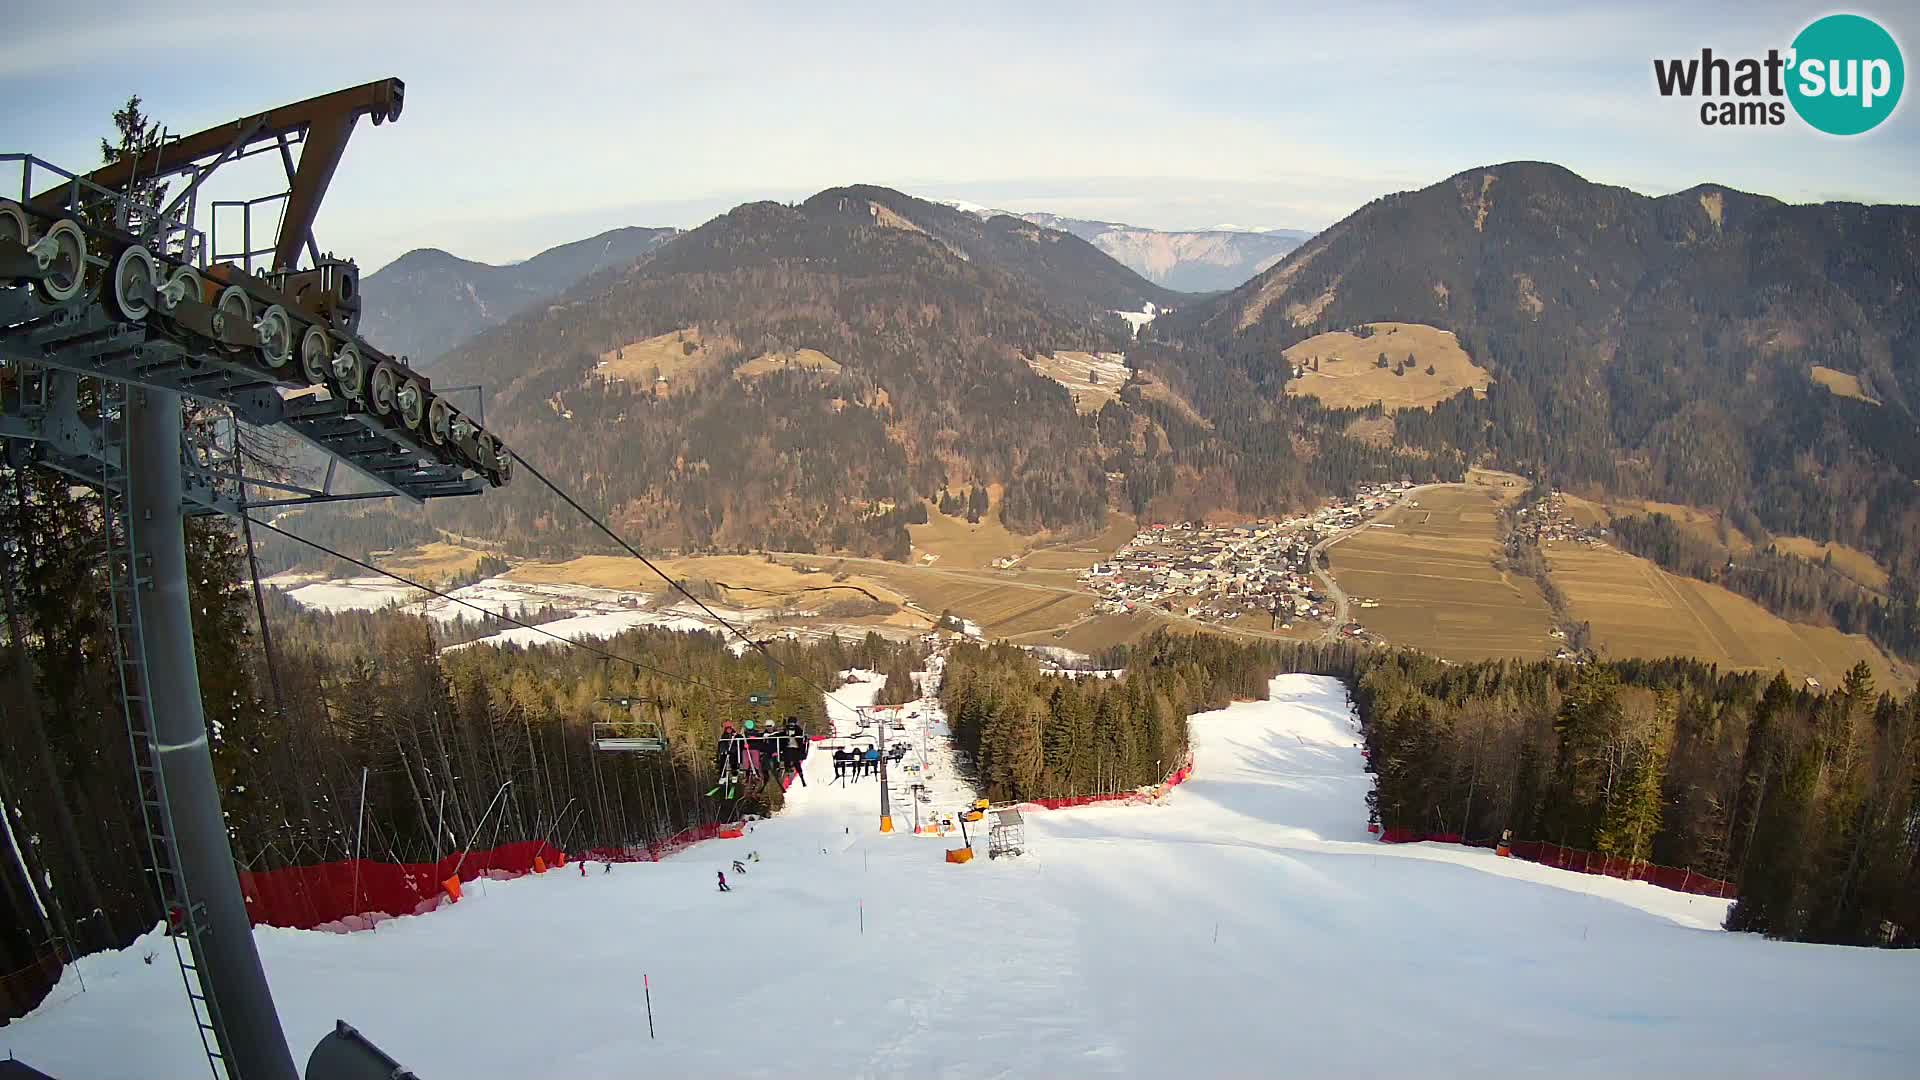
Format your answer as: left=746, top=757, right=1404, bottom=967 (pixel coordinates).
left=130, top=387, right=298, bottom=1080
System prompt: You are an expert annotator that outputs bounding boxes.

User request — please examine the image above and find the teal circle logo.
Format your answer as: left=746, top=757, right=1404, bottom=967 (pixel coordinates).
left=1787, top=14, right=1904, bottom=135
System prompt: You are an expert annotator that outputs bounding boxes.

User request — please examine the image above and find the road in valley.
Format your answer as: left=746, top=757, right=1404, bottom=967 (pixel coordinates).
left=1307, top=483, right=1439, bottom=641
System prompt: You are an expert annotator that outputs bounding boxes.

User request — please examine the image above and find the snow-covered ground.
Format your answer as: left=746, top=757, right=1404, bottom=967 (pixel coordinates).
left=1112, top=300, right=1158, bottom=338
left=271, top=574, right=647, bottom=625
left=7, top=675, right=1916, bottom=1078
left=271, top=573, right=788, bottom=653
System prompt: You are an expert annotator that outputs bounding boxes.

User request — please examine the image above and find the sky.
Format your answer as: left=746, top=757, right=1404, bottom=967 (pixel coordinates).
left=4, top=1, right=1917, bottom=273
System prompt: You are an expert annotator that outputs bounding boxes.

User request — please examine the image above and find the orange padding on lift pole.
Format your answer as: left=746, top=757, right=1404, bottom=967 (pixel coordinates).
left=945, top=848, right=974, bottom=864
left=441, top=876, right=462, bottom=903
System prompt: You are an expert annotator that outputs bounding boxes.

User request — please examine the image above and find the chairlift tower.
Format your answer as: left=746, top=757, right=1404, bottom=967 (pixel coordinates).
left=1, top=80, right=511, bottom=1080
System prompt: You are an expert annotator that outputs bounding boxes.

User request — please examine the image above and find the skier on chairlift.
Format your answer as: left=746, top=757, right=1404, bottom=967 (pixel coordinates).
left=782, top=715, right=808, bottom=786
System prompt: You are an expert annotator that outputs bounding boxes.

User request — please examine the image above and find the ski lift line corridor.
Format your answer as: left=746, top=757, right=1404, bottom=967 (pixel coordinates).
left=500, top=445, right=873, bottom=717
left=12, top=674, right=1914, bottom=1079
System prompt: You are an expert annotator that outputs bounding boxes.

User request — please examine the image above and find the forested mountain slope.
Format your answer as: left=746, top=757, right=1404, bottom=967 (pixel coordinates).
left=358, top=225, right=680, bottom=365
left=419, top=187, right=1209, bottom=557
left=1146, top=162, right=1920, bottom=585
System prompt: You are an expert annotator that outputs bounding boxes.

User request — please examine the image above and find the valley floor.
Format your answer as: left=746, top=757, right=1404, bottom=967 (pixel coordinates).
left=7, top=676, right=1916, bottom=1078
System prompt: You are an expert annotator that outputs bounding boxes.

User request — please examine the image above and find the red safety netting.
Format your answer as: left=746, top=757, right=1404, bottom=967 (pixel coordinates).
left=1018, top=755, right=1194, bottom=812
left=239, top=839, right=566, bottom=932
left=1376, top=829, right=1737, bottom=898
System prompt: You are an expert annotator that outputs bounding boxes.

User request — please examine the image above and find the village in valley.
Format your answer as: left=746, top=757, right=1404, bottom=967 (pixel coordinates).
left=1077, top=482, right=1415, bottom=630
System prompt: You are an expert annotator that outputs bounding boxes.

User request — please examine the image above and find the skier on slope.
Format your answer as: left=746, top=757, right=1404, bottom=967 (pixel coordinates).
left=716, top=870, right=730, bottom=892
left=782, top=716, right=808, bottom=786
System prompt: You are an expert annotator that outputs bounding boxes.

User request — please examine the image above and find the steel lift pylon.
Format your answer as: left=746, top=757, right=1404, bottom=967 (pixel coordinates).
left=1, top=79, right=508, bottom=1080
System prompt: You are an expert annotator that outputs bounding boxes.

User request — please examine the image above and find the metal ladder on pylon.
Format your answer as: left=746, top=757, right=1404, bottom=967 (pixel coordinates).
left=99, top=379, right=233, bottom=1080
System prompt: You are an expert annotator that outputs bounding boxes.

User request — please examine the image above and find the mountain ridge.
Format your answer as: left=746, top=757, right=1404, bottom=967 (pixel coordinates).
left=358, top=224, right=681, bottom=365
left=1148, top=159, right=1920, bottom=583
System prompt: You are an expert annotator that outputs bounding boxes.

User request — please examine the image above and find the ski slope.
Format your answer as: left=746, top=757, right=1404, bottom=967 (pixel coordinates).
left=6, top=675, right=1917, bottom=1078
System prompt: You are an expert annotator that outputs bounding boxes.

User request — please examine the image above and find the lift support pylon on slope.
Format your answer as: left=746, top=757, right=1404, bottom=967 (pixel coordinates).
left=1, top=79, right=509, bottom=1080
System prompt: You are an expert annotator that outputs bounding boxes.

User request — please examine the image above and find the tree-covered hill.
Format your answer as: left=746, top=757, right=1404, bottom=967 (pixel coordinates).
left=1146, top=161, right=1920, bottom=583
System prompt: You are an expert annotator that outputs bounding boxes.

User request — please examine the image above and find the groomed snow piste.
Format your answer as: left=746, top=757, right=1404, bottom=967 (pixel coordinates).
left=5, top=675, right=1916, bottom=1078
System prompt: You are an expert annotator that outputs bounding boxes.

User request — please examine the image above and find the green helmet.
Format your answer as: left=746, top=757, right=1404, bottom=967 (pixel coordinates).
left=744, top=720, right=757, bottom=731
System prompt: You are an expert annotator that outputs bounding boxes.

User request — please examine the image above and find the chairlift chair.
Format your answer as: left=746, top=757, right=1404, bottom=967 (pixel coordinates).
left=591, top=719, right=667, bottom=753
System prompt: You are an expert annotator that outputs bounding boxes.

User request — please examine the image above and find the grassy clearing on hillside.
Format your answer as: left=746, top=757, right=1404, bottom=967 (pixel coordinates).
left=1025, top=351, right=1129, bottom=413
left=593, top=328, right=722, bottom=389
left=1328, top=484, right=1556, bottom=661
left=1558, top=492, right=1753, bottom=553
left=1544, top=541, right=1906, bottom=690
left=1768, top=536, right=1890, bottom=592
left=378, top=542, right=494, bottom=584
left=1283, top=322, right=1490, bottom=412
left=1809, top=364, right=1880, bottom=405
left=734, top=348, right=843, bottom=380
left=908, top=487, right=1032, bottom=568
left=1017, top=512, right=1139, bottom=571
left=1132, top=371, right=1212, bottom=429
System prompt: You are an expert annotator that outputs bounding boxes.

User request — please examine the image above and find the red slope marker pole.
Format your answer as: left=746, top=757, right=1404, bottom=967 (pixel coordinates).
left=644, top=973, right=656, bottom=1039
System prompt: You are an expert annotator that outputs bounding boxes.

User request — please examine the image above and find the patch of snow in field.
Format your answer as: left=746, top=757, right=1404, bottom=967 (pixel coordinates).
left=1112, top=301, right=1158, bottom=338
left=442, top=610, right=722, bottom=652
left=9, top=675, right=1917, bottom=1080
left=279, top=577, right=422, bottom=612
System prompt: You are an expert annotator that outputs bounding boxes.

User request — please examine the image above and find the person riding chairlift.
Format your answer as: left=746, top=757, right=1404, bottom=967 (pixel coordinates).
left=782, top=715, right=809, bottom=786
left=715, top=722, right=742, bottom=778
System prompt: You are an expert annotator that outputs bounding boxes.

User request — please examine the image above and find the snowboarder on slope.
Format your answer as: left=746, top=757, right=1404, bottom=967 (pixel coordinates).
left=716, top=870, right=730, bottom=892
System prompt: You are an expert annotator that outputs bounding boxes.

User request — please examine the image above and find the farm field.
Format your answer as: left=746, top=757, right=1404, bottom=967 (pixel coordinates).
left=376, top=541, right=495, bottom=584
left=1008, top=610, right=1162, bottom=655
left=1544, top=541, right=1907, bottom=690
left=856, top=566, right=1097, bottom=639
left=1025, top=350, right=1129, bottom=413
left=506, top=554, right=908, bottom=613
left=1016, top=512, right=1139, bottom=571
left=1283, top=322, right=1491, bottom=412
left=907, top=486, right=1032, bottom=568
left=1328, top=483, right=1557, bottom=661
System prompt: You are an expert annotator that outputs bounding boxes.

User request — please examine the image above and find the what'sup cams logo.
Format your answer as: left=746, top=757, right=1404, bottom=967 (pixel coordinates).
left=1654, top=13, right=1904, bottom=134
